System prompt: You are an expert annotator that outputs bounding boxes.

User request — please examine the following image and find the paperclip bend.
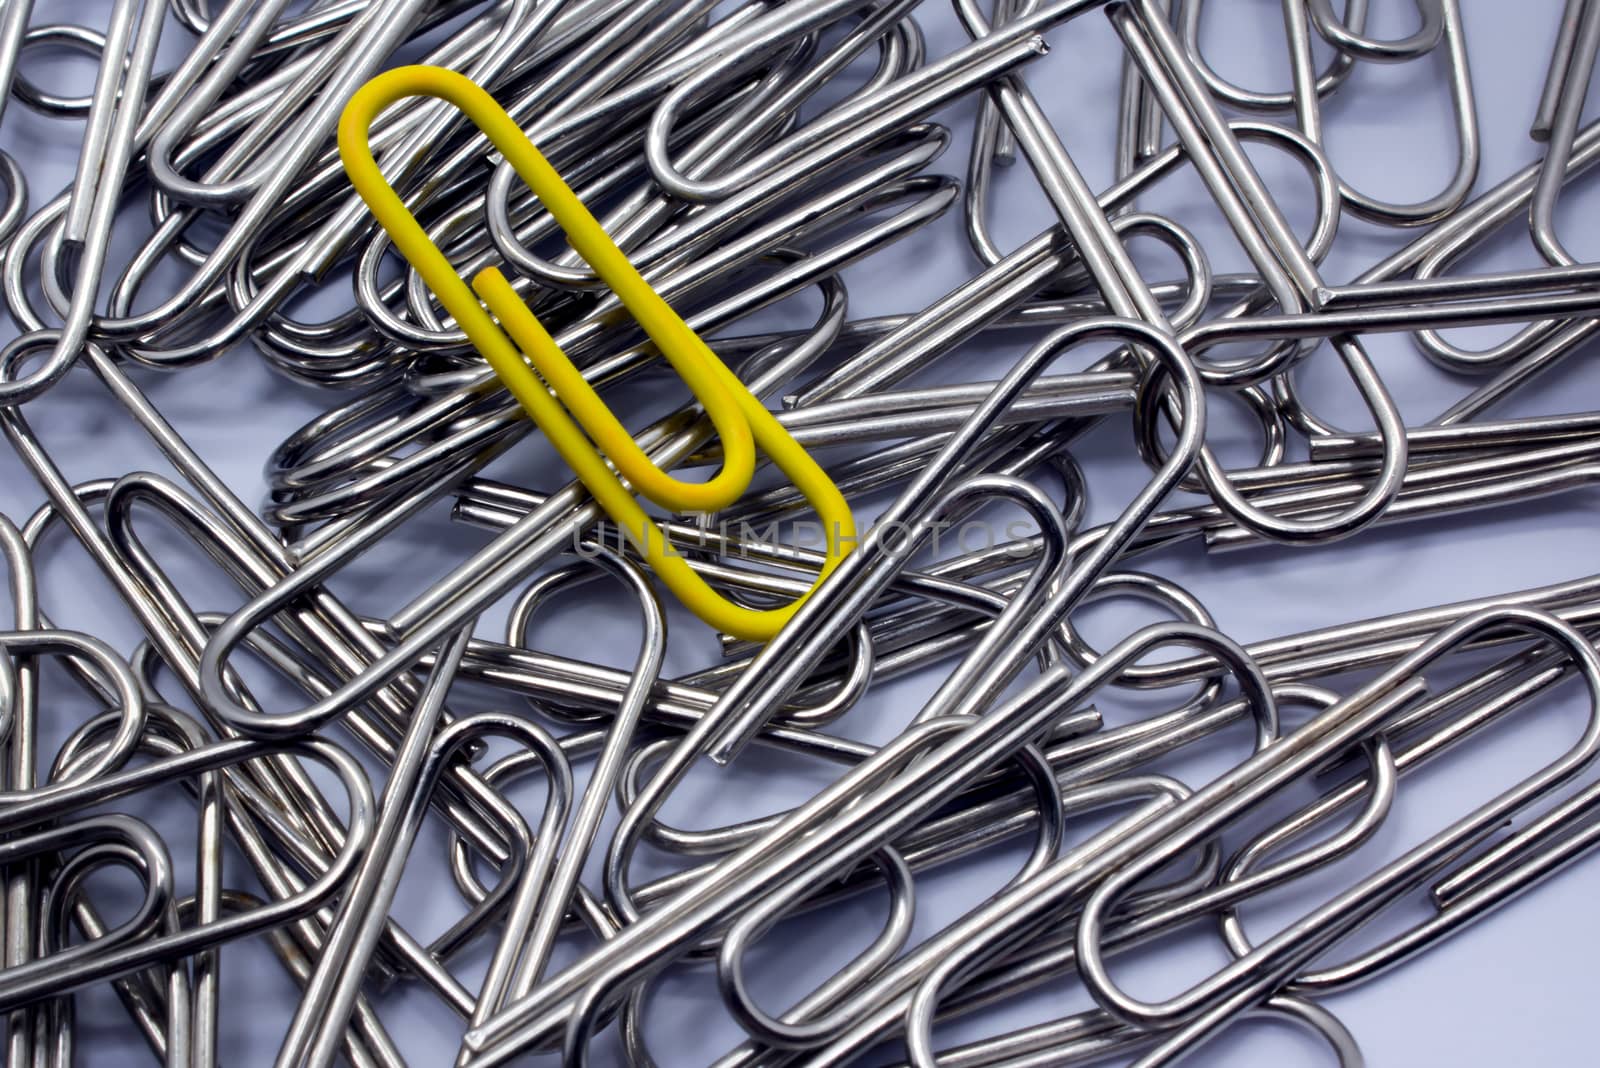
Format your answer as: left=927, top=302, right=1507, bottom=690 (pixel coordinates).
left=337, top=65, right=855, bottom=641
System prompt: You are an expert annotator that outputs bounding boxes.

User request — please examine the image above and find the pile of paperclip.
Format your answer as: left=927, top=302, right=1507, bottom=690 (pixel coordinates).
left=1, top=0, right=1599, bottom=1063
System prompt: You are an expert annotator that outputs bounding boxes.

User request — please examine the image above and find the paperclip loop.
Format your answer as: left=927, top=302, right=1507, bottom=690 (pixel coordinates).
left=337, top=65, right=855, bottom=641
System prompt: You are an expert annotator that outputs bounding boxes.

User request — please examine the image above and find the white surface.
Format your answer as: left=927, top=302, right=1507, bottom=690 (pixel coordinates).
left=1, top=1, right=1597, bottom=1065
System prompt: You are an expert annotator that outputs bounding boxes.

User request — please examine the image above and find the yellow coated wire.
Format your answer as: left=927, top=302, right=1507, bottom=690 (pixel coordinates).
left=338, top=65, right=855, bottom=641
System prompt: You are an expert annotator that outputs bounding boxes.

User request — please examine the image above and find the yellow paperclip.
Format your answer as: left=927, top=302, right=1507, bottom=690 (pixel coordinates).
left=338, top=66, right=855, bottom=641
